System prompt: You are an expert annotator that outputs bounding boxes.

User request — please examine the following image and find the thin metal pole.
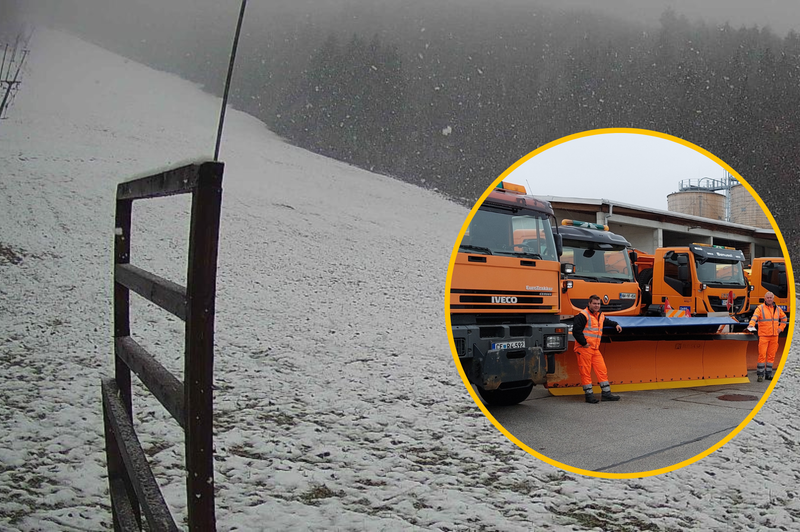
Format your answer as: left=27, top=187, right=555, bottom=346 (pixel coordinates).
left=1, top=44, right=8, bottom=80
left=214, top=0, right=248, bottom=161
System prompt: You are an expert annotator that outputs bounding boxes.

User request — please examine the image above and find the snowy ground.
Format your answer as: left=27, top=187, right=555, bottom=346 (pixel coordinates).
left=1, top=29, right=799, bottom=531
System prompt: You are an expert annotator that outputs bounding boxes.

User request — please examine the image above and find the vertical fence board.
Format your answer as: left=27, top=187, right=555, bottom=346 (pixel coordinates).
left=184, top=161, right=223, bottom=529
left=112, top=197, right=139, bottom=528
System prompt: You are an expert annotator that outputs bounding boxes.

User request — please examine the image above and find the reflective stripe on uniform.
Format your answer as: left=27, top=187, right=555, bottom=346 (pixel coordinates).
left=578, top=308, right=605, bottom=349
left=749, top=304, right=788, bottom=336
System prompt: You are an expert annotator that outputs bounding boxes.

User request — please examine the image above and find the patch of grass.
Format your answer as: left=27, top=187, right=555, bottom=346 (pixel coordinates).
left=299, top=484, right=343, bottom=505
left=355, top=478, right=387, bottom=487
left=143, top=440, right=173, bottom=458
left=544, top=471, right=574, bottom=483
left=412, top=498, right=432, bottom=510
left=548, top=504, right=670, bottom=532
left=257, top=411, right=297, bottom=427
left=0, top=242, right=26, bottom=265
left=227, top=444, right=272, bottom=461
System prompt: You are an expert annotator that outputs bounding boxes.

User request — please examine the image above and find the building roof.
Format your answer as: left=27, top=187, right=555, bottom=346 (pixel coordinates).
left=535, top=196, right=777, bottom=241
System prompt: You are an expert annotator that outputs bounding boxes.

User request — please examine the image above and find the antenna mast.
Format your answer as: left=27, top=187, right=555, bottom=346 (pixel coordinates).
left=214, top=0, right=248, bottom=161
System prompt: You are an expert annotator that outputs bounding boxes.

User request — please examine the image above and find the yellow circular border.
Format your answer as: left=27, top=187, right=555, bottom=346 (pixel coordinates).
left=443, top=127, right=796, bottom=479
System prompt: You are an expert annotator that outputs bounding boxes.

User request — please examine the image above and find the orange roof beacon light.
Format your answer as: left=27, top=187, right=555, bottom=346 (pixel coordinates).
left=495, top=181, right=527, bottom=194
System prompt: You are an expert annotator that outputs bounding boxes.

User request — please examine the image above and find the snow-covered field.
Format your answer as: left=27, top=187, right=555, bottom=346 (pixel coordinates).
left=1, top=29, right=799, bottom=531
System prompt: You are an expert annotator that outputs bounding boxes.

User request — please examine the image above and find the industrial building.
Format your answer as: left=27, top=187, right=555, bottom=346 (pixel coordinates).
left=538, top=179, right=781, bottom=264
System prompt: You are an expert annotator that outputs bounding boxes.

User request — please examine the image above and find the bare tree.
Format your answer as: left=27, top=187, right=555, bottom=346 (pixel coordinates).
left=0, top=31, right=30, bottom=120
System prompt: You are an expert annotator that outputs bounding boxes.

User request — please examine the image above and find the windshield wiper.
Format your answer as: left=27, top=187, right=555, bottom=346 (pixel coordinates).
left=569, top=274, right=627, bottom=283
left=704, top=280, right=745, bottom=287
left=459, top=244, right=493, bottom=255
left=497, top=251, right=543, bottom=259
left=570, top=274, right=602, bottom=282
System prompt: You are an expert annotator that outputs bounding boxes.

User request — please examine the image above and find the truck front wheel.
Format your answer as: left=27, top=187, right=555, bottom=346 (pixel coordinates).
left=477, top=382, right=534, bottom=406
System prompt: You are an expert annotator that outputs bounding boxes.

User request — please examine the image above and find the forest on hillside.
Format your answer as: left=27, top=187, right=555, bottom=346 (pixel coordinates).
left=15, top=1, right=800, bottom=257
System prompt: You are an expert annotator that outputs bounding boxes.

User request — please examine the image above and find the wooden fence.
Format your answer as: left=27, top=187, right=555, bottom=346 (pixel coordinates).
left=102, top=161, right=223, bottom=531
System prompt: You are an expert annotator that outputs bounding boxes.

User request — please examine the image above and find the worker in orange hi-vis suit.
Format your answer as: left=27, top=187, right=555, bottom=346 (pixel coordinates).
left=572, top=294, right=623, bottom=403
left=747, top=291, right=788, bottom=382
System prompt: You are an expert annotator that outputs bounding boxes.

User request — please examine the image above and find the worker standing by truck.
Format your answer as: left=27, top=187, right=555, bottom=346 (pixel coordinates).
left=572, top=295, right=622, bottom=403
left=747, top=291, right=788, bottom=382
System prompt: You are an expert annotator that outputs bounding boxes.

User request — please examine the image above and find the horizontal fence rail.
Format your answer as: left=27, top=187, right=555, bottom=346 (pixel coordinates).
left=115, top=264, right=188, bottom=321
left=103, top=160, right=223, bottom=531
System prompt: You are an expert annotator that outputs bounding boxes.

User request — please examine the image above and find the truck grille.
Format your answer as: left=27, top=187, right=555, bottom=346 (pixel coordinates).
left=450, top=289, right=554, bottom=311
left=571, top=298, right=636, bottom=312
left=709, top=296, right=746, bottom=313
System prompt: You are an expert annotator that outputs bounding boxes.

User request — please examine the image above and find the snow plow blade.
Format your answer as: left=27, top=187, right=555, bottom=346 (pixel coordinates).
left=547, top=316, right=750, bottom=395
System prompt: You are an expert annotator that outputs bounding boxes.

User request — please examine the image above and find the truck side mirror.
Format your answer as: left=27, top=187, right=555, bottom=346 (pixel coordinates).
left=677, top=255, right=689, bottom=266
left=629, top=250, right=638, bottom=263
left=554, top=234, right=562, bottom=257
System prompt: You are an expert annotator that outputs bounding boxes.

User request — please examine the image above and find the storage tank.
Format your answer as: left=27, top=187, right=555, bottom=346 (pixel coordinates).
left=667, top=190, right=726, bottom=221
left=729, top=183, right=771, bottom=228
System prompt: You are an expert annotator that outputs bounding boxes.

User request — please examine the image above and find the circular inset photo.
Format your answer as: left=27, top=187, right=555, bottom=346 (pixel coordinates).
left=444, top=128, right=794, bottom=478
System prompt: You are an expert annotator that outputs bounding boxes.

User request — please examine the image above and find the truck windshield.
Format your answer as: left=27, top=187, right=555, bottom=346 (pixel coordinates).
left=460, top=207, right=558, bottom=261
left=695, top=259, right=746, bottom=286
left=560, top=241, right=634, bottom=282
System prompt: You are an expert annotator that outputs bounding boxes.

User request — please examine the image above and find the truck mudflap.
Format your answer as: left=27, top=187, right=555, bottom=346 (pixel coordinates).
left=470, top=345, right=547, bottom=391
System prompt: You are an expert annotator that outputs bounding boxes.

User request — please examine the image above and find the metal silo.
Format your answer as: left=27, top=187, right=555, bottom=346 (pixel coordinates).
left=667, top=189, right=726, bottom=221
left=729, top=183, right=771, bottom=228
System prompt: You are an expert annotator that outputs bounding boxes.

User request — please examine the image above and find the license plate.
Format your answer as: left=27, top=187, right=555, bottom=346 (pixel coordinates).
left=492, top=341, right=525, bottom=350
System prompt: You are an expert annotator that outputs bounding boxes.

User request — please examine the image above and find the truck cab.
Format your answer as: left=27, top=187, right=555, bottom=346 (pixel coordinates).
left=745, top=257, right=789, bottom=316
left=637, top=244, right=749, bottom=317
left=556, top=220, right=641, bottom=318
left=449, top=182, right=570, bottom=405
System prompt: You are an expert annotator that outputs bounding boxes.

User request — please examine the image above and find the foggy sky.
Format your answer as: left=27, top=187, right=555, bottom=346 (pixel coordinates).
left=533, top=0, right=800, bottom=36
left=19, top=0, right=800, bottom=38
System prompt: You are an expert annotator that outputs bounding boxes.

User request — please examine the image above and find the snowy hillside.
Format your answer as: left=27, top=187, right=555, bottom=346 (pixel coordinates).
left=1, top=29, right=799, bottom=531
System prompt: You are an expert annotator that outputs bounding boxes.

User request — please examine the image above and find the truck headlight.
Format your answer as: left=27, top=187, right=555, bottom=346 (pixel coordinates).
left=545, top=335, right=564, bottom=349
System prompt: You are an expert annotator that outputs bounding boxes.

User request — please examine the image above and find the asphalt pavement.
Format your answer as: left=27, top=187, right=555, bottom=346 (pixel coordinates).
left=485, top=370, right=772, bottom=475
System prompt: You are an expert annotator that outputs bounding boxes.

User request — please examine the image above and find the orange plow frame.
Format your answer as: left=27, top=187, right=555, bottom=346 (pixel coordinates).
left=547, top=329, right=751, bottom=396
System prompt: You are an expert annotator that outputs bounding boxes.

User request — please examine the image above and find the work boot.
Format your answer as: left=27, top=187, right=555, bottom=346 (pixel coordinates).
left=766, top=373, right=773, bottom=381
left=757, top=375, right=764, bottom=382
left=601, top=391, right=620, bottom=402
left=585, top=392, right=599, bottom=404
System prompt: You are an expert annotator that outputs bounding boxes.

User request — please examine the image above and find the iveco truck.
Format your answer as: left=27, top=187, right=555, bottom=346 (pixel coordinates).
left=449, top=182, right=570, bottom=405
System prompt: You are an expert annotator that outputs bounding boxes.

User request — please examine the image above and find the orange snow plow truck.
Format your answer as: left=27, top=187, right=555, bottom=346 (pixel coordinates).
left=635, top=244, right=750, bottom=318
left=742, top=257, right=789, bottom=370
left=744, top=257, right=789, bottom=316
left=448, top=182, right=570, bottom=405
left=556, top=220, right=642, bottom=318
left=547, top=242, right=753, bottom=395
